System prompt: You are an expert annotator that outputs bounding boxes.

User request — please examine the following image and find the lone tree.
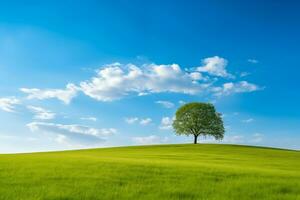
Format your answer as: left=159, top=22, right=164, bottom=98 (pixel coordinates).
left=173, top=102, right=224, bottom=144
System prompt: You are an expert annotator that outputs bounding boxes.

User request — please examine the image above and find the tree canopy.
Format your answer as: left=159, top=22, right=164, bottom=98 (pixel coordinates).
left=172, top=102, right=224, bottom=144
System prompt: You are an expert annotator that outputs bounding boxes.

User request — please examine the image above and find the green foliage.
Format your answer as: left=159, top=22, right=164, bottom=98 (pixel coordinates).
left=0, top=144, right=299, bottom=200
left=173, top=102, right=224, bottom=143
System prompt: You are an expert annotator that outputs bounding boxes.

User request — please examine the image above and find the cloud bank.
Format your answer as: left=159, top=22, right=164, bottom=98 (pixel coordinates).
left=20, top=57, right=261, bottom=103
left=79, top=63, right=207, bottom=101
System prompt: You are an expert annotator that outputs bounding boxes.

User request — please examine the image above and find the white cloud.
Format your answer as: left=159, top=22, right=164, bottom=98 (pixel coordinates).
left=19, top=59, right=262, bottom=103
left=125, top=117, right=139, bottom=124
left=27, top=106, right=56, bottom=120
left=27, top=122, right=116, bottom=145
left=80, top=117, right=97, bottom=122
left=248, top=59, right=258, bottom=64
left=242, top=118, right=254, bottom=123
left=20, top=83, right=78, bottom=104
left=159, top=117, right=174, bottom=130
left=189, top=72, right=203, bottom=80
left=132, top=135, right=169, bottom=145
left=155, top=100, right=175, bottom=108
left=212, top=81, right=261, bottom=96
left=197, top=56, right=233, bottom=78
left=79, top=63, right=207, bottom=101
left=140, top=118, right=152, bottom=125
left=0, top=97, right=20, bottom=112
left=240, top=72, right=251, bottom=77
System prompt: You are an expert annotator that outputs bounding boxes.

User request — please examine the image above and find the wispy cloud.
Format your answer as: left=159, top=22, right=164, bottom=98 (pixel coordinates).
left=178, top=100, right=186, bottom=105
left=242, top=118, right=254, bottom=123
left=20, top=83, right=78, bottom=104
left=155, top=100, right=175, bottom=108
left=139, top=118, right=152, bottom=125
left=212, top=81, right=262, bottom=96
left=247, top=59, right=258, bottom=64
left=27, top=122, right=116, bottom=145
left=125, top=117, right=152, bottom=125
left=80, top=117, right=97, bottom=122
left=240, top=72, right=251, bottom=77
left=125, top=117, right=139, bottom=124
left=0, top=97, right=20, bottom=112
left=27, top=106, right=56, bottom=120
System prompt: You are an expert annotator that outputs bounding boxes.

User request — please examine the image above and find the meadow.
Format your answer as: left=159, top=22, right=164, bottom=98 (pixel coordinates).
left=0, top=144, right=299, bottom=200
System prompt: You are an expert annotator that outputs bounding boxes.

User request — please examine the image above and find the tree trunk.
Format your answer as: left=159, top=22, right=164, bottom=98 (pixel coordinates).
left=194, top=135, right=198, bottom=144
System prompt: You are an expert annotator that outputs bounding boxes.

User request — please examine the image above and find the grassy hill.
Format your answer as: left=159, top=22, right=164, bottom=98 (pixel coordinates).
left=0, top=144, right=299, bottom=200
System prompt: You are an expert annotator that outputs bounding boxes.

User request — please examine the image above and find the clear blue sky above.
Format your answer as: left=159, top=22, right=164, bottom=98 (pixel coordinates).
left=0, top=0, right=299, bottom=152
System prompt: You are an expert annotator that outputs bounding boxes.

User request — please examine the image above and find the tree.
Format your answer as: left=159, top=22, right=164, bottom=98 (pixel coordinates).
left=172, top=102, right=224, bottom=144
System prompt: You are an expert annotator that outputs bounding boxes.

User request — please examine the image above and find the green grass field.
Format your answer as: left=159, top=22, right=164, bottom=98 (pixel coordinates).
left=0, top=144, right=299, bottom=200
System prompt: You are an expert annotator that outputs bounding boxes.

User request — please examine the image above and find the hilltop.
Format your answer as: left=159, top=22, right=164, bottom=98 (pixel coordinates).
left=0, top=144, right=299, bottom=200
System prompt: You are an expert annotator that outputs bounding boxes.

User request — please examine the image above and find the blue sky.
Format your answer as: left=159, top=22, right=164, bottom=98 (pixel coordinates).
left=0, top=0, right=299, bottom=152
